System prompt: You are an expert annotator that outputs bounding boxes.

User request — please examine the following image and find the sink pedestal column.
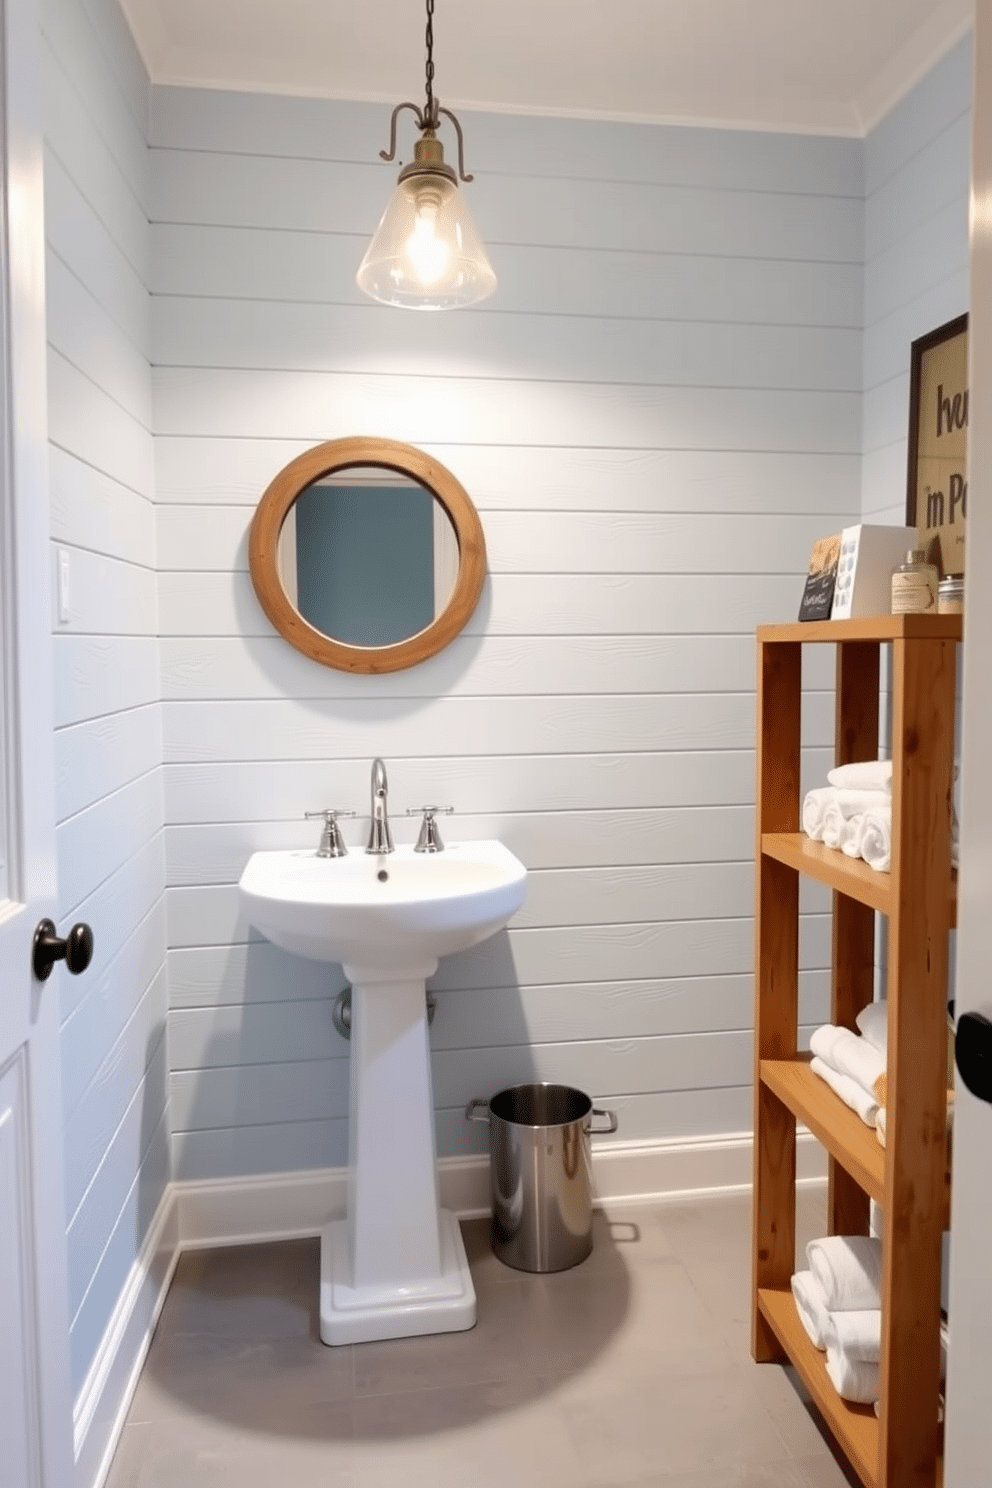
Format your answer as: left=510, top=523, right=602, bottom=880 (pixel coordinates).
left=319, top=960, right=476, bottom=1345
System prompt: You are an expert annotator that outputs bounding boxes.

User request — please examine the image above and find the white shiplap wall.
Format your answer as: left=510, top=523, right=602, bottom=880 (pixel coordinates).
left=42, top=0, right=168, bottom=1398
left=862, top=34, right=971, bottom=521
left=151, top=88, right=862, bottom=1183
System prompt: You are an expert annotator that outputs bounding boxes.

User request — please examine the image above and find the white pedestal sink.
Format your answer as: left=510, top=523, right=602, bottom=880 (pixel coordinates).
left=238, top=840, right=527, bottom=1345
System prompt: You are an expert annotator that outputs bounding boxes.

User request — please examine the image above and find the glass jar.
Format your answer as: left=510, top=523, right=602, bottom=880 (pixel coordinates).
left=938, top=574, right=964, bottom=615
left=891, top=549, right=939, bottom=614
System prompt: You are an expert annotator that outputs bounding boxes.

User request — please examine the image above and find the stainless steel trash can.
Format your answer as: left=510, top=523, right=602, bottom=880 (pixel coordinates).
left=466, top=1083, right=618, bottom=1272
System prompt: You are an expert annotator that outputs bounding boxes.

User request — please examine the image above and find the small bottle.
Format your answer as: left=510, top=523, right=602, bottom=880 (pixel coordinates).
left=891, top=549, right=939, bottom=614
left=938, top=574, right=964, bottom=615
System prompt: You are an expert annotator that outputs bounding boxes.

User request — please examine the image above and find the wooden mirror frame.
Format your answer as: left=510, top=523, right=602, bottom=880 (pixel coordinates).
left=249, top=436, right=487, bottom=673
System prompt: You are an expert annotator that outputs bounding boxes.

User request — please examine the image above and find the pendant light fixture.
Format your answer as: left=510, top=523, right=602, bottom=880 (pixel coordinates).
left=356, top=0, right=496, bottom=310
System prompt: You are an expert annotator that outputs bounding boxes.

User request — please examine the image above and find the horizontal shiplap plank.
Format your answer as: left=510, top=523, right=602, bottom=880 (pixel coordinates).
left=54, top=704, right=162, bottom=821
left=60, top=900, right=167, bottom=1118
left=152, top=148, right=864, bottom=263
left=41, top=0, right=149, bottom=205
left=63, top=971, right=168, bottom=1221
left=44, top=151, right=149, bottom=354
left=863, top=193, right=969, bottom=328
left=168, top=967, right=830, bottom=1063
left=156, top=506, right=849, bottom=577
left=151, top=225, right=864, bottom=326
left=158, top=570, right=818, bottom=640
left=169, top=1058, right=349, bottom=1131
left=152, top=296, right=861, bottom=393
left=861, top=271, right=969, bottom=390
left=865, top=109, right=971, bottom=263
left=165, top=910, right=828, bottom=1005
left=66, top=1031, right=168, bottom=1315
left=168, top=1081, right=760, bottom=1180
left=58, top=833, right=166, bottom=1029
left=168, top=943, right=347, bottom=1010
left=47, top=349, right=153, bottom=496
left=429, top=914, right=828, bottom=993
left=154, top=437, right=861, bottom=515
left=46, top=251, right=152, bottom=429
left=429, top=971, right=830, bottom=1050
left=56, top=772, right=164, bottom=919
left=49, top=446, right=155, bottom=567
left=163, top=808, right=762, bottom=889
left=164, top=870, right=827, bottom=952
left=69, top=1107, right=169, bottom=1396
left=43, top=36, right=149, bottom=283
left=49, top=542, right=156, bottom=635
left=159, top=634, right=761, bottom=702
left=152, top=367, right=861, bottom=454
left=168, top=1028, right=809, bottom=1138
left=865, top=34, right=972, bottom=196
left=162, top=749, right=780, bottom=826
left=52, top=636, right=160, bottom=729
left=151, top=87, right=862, bottom=197
left=161, top=694, right=834, bottom=767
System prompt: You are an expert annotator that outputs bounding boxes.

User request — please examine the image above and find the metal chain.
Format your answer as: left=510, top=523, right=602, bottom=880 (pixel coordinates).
left=424, top=0, right=436, bottom=125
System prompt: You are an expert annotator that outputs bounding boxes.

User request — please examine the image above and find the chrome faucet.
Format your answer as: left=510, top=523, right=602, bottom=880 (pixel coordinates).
left=366, top=757, right=394, bottom=854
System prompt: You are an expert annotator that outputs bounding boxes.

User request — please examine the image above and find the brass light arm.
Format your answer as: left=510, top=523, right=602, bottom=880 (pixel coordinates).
left=378, top=99, right=474, bottom=183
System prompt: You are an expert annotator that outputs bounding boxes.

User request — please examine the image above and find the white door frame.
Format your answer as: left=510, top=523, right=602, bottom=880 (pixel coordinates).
left=0, top=0, right=74, bottom=1480
left=945, top=1, right=992, bottom=1479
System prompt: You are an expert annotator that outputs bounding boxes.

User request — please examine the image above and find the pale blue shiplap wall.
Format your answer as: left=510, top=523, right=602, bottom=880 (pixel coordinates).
left=42, top=0, right=168, bottom=1399
left=862, top=34, right=971, bottom=521
left=151, top=89, right=862, bottom=1181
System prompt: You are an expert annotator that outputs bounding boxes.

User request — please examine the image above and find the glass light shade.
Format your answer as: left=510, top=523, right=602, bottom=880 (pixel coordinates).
left=357, top=170, right=497, bottom=310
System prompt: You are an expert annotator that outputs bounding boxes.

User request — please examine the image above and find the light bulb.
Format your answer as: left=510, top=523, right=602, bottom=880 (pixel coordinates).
left=405, top=199, right=450, bottom=286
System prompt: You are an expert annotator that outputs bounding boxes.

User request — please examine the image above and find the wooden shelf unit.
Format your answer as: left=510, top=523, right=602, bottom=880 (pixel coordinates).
left=752, top=615, right=960, bottom=1488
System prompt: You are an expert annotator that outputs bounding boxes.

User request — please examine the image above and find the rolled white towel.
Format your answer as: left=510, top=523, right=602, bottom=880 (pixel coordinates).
left=791, top=1270, right=830, bottom=1350
left=828, top=760, right=892, bottom=793
left=861, top=807, right=891, bottom=872
left=803, top=786, right=836, bottom=841
left=855, top=1001, right=888, bottom=1057
left=826, top=1346, right=880, bottom=1404
left=806, top=787, right=890, bottom=846
left=806, top=1235, right=882, bottom=1312
left=824, top=1308, right=882, bottom=1363
left=810, top=1056, right=879, bottom=1127
left=841, top=812, right=869, bottom=858
left=810, top=1025, right=886, bottom=1099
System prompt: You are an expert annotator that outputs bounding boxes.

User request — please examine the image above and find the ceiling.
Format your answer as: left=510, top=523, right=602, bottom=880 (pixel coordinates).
left=119, top=0, right=974, bottom=136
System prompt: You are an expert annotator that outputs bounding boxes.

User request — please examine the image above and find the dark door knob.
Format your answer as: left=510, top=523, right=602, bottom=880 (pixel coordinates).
left=32, top=919, right=94, bottom=981
left=955, top=1010, right=992, bottom=1104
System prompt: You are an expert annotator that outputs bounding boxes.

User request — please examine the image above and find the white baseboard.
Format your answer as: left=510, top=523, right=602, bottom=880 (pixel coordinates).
left=73, top=1190, right=179, bottom=1488
left=75, top=1129, right=826, bottom=1486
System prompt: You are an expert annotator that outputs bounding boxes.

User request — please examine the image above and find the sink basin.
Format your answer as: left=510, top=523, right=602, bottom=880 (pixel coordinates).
left=239, top=839, right=527, bottom=973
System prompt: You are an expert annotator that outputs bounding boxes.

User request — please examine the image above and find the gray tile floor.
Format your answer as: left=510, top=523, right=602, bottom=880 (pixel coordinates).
left=105, top=1187, right=862, bottom=1487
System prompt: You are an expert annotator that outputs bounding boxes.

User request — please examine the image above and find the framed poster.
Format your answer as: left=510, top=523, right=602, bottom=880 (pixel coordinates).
left=906, top=312, right=968, bottom=577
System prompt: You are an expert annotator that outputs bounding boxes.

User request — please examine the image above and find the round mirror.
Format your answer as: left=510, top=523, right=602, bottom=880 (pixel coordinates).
left=249, top=437, right=486, bottom=673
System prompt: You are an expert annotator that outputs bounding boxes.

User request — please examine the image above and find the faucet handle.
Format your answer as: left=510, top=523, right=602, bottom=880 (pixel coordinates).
left=406, top=805, right=454, bottom=854
left=305, top=809, right=355, bottom=858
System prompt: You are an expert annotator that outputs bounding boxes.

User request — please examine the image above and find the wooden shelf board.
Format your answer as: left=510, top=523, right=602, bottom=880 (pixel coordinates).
left=760, top=1055, right=886, bottom=1206
left=757, top=1286, right=878, bottom=1488
left=761, top=835, right=957, bottom=927
left=761, top=834, right=892, bottom=913
left=757, top=616, right=963, bottom=645
left=760, top=1056, right=952, bottom=1229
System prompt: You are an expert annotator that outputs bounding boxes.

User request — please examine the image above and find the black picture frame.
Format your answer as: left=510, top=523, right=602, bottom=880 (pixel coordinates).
left=906, top=312, right=968, bottom=576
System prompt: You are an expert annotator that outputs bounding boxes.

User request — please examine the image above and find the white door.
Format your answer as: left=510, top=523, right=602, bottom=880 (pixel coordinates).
left=0, top=0, right=75, bottom=1482
left=944, top=3, right=992, bottom=1482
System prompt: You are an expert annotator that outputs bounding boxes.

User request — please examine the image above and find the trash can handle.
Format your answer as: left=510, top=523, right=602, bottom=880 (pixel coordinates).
left=465, top=1097, right=490, bottom=1123
left=589, top=1108, right=618, bottom=1134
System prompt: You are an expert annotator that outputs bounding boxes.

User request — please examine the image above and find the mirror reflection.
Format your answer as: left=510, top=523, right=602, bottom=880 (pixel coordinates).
left=276, top=471, right=460, bottom=648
